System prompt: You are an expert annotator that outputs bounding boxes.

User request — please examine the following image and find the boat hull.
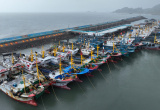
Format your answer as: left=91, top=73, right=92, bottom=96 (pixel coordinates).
left=52, top=79, right=72, bottom=90
left=0, top=86, right=37, bottom=106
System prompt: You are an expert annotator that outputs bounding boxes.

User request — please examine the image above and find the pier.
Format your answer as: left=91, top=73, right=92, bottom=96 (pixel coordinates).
left=0, top=16, right=146, bottom=53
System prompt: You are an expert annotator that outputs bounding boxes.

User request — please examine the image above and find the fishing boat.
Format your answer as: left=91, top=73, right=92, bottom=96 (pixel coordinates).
left=71, top=52, right=99, bottom=73
left=143, top=35, right=160, bottom=50
left=48, top=58, right=77, bottom=90
left=1, top=53, right=22, bottom=76
left=107, top=43, right=122, bottom=57
left=58, top=42, right=79, bottom=56
left=103, top=39, right=119, bottom=49
left=81, top=46, right=110, bottom=67
left=81, top=42, right=95, bottom=56
left=48, top=47, right=69, bottom=62
left=17, top=51, right=53, bottom=90
left=0, top=65, right=44, bottom=106
left=144, top=42, right=160, bottom=50
left=63, top=53, right=90, bottom=76
left=93, top=43, right=109, bottom=56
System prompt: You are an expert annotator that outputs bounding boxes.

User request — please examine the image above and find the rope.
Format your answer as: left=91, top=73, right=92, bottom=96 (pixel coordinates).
left=86, top=75, right=95, bottom=89
left=98, top=70, right=108, bottom=82
left=51, top=86, right=60, bottom=102
left=110, top=57, right=120, bottom=69
left=25, top=79, right=37, bottom=90
left=76, top=82, right=87, bottom=97
left=41, top=96, right=47, bottom=110
left=38, top=69, right=47, bottom=80
left=106, top=61, right=111, bottom=73
left=120, top=57, right=128, bottom=64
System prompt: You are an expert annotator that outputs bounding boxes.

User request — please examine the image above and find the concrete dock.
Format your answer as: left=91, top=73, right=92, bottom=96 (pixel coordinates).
left=0, top=16, right=146, bottom=53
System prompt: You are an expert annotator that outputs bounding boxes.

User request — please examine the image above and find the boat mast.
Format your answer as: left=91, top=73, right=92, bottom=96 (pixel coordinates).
left=59, top=41, right=60, bottom=47
left=22, top=70, right=26, bottom=94
left=12, top=53, right=14, bottom=64
left=36, top=58, right=40, bottom=81
left=62, top=43, right=65, bottom=52
left=141, top=29, right=143, bottom=35
left=80, top=49, right=83, bottom=65
left=112, top=33, right=115, bottom=40
left=113, top=42, right=114, bottom=52
left=154, top=34, right=157, bottom=44
left=88, top=41, right=90, bottom=49
left=72, top=42, right=73, bottom=50
left=59, top=57, right=62, bottom=75
left=129, top=33, right=131, bottom=39
left=91, top=48, right=93, bottom=60
left=71, top=52, right=74, bottom=68
left=31, top=49, right=34, bottom=62
left=53, top=48, right=57, bottom=56
left=97, top=45, right=99, bottom=57
left=103, top=43, right=104, bottom=55
left=42, top=46, right=45, bottom=58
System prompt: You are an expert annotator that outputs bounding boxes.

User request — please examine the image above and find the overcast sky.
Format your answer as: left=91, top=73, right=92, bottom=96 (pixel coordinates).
left=0, top=0, right=159, bottom=13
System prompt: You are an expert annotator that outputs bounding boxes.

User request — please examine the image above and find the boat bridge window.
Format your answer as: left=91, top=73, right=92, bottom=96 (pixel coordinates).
left=152, top=44, right=155, bottom=46
left=148, top=44, right=151, bottom=47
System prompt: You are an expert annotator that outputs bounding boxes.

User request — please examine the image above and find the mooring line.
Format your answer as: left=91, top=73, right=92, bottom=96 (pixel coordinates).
left=98, top=70, right=108, bottom=82
left=113, top=63, right=120, bottom=69
left=110, top=57, right=120, bottom=69
left=76, top=82, right=87, bottom=97
left=41, top=96, right=47, bottom=110
left=106, top=61, right=111, bottom=73
left=51, top=86, right=60, bottom=102
left=86, top=75, right=96, bottom=89
left=121, top=57, right=128, bottom=63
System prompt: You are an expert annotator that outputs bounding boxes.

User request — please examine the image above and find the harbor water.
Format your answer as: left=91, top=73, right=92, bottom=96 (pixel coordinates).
left=0, top=12, right=160, bottom=110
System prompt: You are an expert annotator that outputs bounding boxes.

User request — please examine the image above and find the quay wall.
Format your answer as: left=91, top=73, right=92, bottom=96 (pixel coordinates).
left=0, top=16, right=146, bottom=54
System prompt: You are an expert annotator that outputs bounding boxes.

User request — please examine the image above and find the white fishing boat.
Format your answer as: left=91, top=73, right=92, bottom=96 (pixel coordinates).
left=1, top=53, right=22, bottom=76
left=58, top=43, right=79, bottom=56
left=17, top=50, right=53, bottom=88
left=81, top=43, right=95, bottom=56
left=48, top=58, right=76, bottom=90
left=0, top=64, right=44, bottom=106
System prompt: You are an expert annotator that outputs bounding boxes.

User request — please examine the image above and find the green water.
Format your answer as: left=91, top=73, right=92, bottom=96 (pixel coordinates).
left=0, top=12, right=160, bottom=110
left=1, top=50, right=160, bottom=110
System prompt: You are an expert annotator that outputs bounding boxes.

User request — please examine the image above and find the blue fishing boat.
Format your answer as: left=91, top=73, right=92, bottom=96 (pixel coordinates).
left=63, top=65, right=90, bottom=75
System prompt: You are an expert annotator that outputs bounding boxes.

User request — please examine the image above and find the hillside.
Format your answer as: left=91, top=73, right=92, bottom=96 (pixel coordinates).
left=114, top=4, right=160, bottom=15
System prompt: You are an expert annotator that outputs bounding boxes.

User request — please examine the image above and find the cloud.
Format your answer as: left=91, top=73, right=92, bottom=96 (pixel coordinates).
left=0, top=0, right=159, bottom=12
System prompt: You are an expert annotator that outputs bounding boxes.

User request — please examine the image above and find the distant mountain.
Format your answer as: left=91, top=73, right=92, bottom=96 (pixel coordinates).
left=114, top=4, right=160, bottom=15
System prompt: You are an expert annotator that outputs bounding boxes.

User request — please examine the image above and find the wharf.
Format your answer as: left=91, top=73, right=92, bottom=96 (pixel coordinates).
left=0, top=16, right=146, bottom=53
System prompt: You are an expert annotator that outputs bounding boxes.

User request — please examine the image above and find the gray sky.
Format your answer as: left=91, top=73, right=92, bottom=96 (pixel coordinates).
left=0, top=0, right=159, bottom=13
